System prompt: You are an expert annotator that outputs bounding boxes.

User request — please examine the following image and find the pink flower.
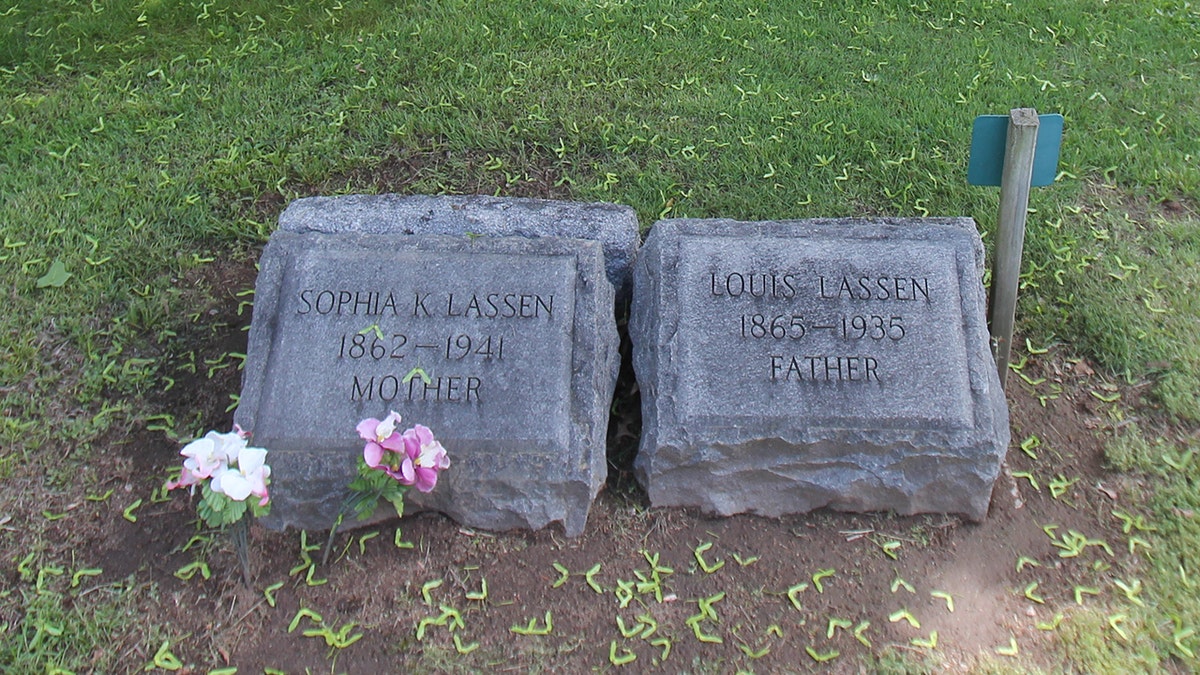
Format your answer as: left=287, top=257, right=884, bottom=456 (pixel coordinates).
left=400, top=424, right=450, bottom=493
left=357, top=411, right=407, bottom=478
left=356, top=415, right=449, bottom=490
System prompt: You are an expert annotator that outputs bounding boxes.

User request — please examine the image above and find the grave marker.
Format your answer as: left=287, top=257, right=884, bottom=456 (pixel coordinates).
left=278, top=194, right=641, bottom=297
left=237, top=230, right=620, bottom=536
left=631, top=218, right=1009, bottom=521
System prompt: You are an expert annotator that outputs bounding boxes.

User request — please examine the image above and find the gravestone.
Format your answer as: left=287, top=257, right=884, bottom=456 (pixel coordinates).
left=278, top=194, right=640, bottom=298
left=631, top=218, right=1009, bottom=521
left=236, top=229, right=620, bottom=536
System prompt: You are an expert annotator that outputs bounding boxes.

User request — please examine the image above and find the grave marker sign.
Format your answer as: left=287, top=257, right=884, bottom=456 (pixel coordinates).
left=631, top=218, right=1009, bottom=521
left=237, top=231, right=620, bottom=536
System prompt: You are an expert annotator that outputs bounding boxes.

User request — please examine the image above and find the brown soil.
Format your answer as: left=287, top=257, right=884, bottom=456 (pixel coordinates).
left=7, top=257, right=1157, bottom=674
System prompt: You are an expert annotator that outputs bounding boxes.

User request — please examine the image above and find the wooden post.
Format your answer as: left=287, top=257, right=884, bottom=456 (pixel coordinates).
left=990, top=108, right=1039, bottom=389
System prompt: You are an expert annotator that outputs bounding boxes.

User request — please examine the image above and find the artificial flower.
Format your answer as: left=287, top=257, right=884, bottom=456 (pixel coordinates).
left=357, top=411, right=405, bottom=469
left=165, top=425, right=271, bottom=587
left=401, top=424, right=450, bottom=492
left=166, top=429, right=246, bottom=490
left=211, top=446, right=272, bottom=505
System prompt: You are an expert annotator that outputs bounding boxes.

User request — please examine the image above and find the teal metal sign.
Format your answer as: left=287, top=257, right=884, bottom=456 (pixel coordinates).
left=967, top=114, right=1064, bottom=187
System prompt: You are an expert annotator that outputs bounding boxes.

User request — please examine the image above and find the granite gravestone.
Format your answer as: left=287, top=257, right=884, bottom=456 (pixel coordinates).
left=278, top=194, right=640, bottom=298
left=236, top=229, right=620, bottom=537
left=631, top=218, right=1009, bottom=521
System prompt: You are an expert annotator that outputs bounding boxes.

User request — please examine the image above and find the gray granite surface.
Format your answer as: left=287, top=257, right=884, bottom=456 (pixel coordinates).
left=236, top=231, right=619, bottom=536
left=630, top=218, right=1009, bottom=521
left=279, top=194, right=640, bottom=297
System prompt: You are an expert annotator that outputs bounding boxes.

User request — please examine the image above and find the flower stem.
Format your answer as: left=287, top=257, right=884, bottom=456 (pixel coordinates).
left=231, top=511, right=253, bottom=587
left=321, top=512, right=346, bottom=567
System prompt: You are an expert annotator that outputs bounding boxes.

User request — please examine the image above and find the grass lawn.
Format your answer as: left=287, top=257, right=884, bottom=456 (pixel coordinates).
left=1, top=0, right=1197, bottom=671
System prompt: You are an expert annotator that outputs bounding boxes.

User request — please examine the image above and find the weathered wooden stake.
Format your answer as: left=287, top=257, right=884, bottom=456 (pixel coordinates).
left=990, top=108, right=1039, bottom=389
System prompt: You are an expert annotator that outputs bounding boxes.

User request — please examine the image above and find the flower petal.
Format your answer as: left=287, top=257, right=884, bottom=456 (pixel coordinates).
left=181, top=438, right=225, bottom=477
left=208, top=466, right=229, bottom=493
left=165, top=470, right=200, bottom=491
left=246, top=465, right=270, bottom=501
left=376, top=411, right=402, bottom=442
left=411, top=424, right=434, bottom=446
left=380, top=433, right=406, bottom=451
left=401, top=428, right=422, bottom=460
left=363, top=441, right=385, bottom=467
left=180, top=437, right=212, bottom=459
left=206, top=430, right=247, bottom=463
left=356, top=418, right=380, bottom=443
left=414, top=466, right=439, bottom=493
left=237, top=446, right=268, bottom=473
left=214, top=471, right=253, bottom=501
left=416, top=439, right=447, bottom=469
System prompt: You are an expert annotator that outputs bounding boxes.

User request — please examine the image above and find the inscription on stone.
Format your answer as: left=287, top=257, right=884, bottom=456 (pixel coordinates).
left=632, top=218, right=1009, bottom=521
left=679, top=238, right=971, bottom=429
left=238, top=232, right=618, bottom=536
left=276, top=248, right=571, bottom=431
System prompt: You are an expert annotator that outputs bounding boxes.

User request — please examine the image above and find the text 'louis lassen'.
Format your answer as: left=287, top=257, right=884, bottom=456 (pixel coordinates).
left=709, top=272, right=931, bottom=302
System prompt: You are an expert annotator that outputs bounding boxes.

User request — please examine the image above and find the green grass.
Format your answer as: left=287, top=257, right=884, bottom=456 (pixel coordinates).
left=2, top=0, right=1196, bottom=441
left=0, top=564, right=162, bottom=673
left=1102, top=423, right=1200, bottom=667
left=1, top=0, right=1198, bottom=670
left=1019, top=195, right=1200, bottom=420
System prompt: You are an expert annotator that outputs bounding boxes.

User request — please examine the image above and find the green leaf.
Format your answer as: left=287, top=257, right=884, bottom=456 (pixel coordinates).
left=609, top=640, right=636, bottom=665
left=36, top=259, right=72, bottom=288
left=454, top=634, right=480, bottom=654
left=386, top=493, right=406, bottom=518
left=346, top=460, right=409, bottom=522
left=251, top=499, right=271, bottom=518
left=805, top=646, right=839, bottom=662
left=551, top=562, right=570, bottom=588
left=197, top=484, right=248, bottom=528
left=403, top=366, right=432, bottom=385
left=152, top=640, right=182, bottom=670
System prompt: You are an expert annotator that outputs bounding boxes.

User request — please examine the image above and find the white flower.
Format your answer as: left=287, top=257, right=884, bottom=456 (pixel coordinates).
left=211, top=446, right=271, bottom=505
left=180, top=430, right=246, bottom=480
left=375, top=411, right=402, bottom=443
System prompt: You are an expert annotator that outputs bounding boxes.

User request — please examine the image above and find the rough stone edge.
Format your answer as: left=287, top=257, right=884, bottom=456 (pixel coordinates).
left=630, top=222, right=668, bottom=488
left=630, top=217, right=1009, bottom=522
left=278, top=194, right=640, bottom=299
left=235, top=233, right=285, bottom=437
left=642, top=437, right=999, bottom=521
left=236, top=231, right=620, bottom=536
